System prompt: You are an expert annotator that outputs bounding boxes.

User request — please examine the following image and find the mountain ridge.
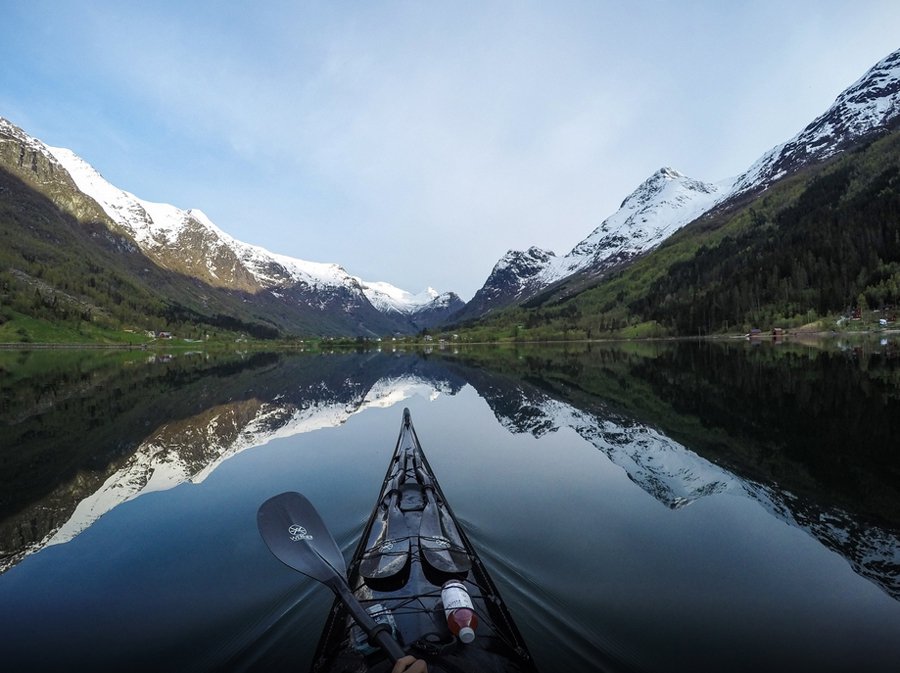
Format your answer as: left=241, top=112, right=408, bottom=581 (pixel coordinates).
left=44, top=134, right=462, bottom=327
left=456, top=46, right=900, bottom=324
left=1, top=117, right=461, bottom=337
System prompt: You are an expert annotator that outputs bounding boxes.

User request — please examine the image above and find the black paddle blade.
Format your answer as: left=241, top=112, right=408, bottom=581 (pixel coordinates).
left=257, top=492, right=408, bottom=664
left=257, top=491, right=347, bottom=583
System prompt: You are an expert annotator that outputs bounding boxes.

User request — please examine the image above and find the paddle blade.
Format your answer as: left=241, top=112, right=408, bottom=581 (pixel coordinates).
left=257, top=491, right=347, bottom=583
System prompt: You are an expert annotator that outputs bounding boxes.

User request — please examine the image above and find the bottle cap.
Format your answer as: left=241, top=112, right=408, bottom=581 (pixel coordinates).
left=458, top=626, right=476, bottom=644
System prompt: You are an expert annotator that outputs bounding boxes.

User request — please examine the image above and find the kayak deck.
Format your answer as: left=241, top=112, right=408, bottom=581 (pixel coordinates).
left=311, top=409, right=536, bottom=672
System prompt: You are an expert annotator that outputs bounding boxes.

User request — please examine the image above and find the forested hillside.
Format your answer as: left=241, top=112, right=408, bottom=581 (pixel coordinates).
left=0, top=168, right=281, bottom=342
left=460, top=127, right=900, bottom=340
left=637, top=132, right=900, bottom=334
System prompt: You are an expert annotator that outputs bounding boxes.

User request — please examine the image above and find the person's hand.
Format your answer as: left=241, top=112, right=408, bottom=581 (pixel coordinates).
left=392, top=654, right=428, bottom=673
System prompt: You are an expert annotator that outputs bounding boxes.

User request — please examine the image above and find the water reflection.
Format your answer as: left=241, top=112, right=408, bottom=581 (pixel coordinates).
left=2, top=340, right=898, bottom=608
left=437, top=340, right=900, bottom=600
left=0, top=349, right=464, bottom=572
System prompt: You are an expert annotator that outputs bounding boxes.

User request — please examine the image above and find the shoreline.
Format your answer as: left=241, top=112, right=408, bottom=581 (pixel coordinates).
left=1, top=328, right=897, bottom=351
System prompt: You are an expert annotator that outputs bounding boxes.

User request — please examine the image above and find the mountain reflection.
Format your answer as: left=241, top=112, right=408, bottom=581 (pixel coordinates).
left=1, top=341, right=898, bottom=601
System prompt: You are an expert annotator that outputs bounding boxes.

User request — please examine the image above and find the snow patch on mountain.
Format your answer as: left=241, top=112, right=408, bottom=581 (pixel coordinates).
left=733, top=48, right=900, bottom=195
left=37, top=137, right=456, bottom=314
left=542, top=167, right=725, bottom=284
left=359, top=282, right=441, bottom=314
left=46, top=144, right=361, bottom=289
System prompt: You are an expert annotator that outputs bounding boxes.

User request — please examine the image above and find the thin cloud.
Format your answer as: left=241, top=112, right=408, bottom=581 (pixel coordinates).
left=3, top=1, right=899, bottom=298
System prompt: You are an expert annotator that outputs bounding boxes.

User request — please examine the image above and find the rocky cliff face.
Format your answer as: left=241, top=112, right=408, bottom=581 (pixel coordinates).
left=455, top=246, right=558, bottom=320
left=0, top=119, right=130, bottom=244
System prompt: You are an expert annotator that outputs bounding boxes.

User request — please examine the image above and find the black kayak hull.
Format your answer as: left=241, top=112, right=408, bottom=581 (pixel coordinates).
left=311, top=408, right=537, bottom=673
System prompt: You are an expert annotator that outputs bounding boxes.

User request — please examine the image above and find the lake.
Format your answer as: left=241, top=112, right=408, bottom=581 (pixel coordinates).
left=1, top=339, right=899, bottom=672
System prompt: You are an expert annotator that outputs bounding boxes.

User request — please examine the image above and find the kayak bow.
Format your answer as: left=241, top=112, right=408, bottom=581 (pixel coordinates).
left=310, top=408, right=536, bottom=672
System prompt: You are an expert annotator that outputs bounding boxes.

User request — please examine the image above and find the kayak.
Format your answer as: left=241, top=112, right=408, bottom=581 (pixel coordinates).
left=309, top=408, right=537, bottom=672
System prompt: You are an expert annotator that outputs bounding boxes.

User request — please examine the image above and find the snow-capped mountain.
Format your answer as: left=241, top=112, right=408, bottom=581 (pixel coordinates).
left=45, top=141, right=461, bottom=330
left=462, top=47, right=900, bottom=320
left=0, top=117, right=459, bottom=335
left=732, top=48, right=900, bottom=195
left=458, top=168, right=724, bottom=319
left=359, top=281, right=464, bottom=329
left=456, top=246, right=559, bottom=320
left=567, top=168, right=724, bottom=269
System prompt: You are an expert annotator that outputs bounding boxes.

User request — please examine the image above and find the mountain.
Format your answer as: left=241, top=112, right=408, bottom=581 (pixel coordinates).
left=460, top=47, right=900, bottom=324
left=0, top=120, right=287, bottom=339
left=456, top=168, right=725, bottom=320
left=732, top=48, right=900, bottom=196
left=1, top=118, right=459, bottom=337
left=358, top=281, right=465, bottom=330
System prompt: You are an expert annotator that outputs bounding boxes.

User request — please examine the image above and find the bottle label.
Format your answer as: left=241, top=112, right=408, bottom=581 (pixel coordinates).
left=441, top=582, right=473, bottom=612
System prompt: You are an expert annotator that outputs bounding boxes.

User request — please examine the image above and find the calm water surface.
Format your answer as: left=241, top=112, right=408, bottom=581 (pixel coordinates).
left=1, top=340, right=899, bottom=672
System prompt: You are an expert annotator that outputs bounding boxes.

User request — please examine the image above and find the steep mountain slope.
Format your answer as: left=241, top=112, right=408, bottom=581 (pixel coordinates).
left=732, top=48, right=900, bottom=195
left=457, top=168, right=724, bottom=320
left=0, top=124, right=287, bottom=338
left=45, top=139, right=459, bottom=333
left=467, top=51, right=900, bottom=338
left=1, top=118, right=459, bottom=336
left=630, top=131, right=900, bottom=334
left=460, top=47, right=900, bottom=324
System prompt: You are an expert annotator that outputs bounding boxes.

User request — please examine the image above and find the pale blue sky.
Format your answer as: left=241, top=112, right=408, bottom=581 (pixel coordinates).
left=2, top=1, right=898, bottom=299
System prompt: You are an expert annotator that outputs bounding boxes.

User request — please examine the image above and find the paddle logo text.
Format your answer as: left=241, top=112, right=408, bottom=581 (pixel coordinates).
left=288, top=524, right=314, bottom=542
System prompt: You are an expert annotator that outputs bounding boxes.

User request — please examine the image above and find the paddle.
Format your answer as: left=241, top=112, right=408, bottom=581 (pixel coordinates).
left=414, top=456, right=472, bottom=575
left=257, top=491, right=406, bottom=663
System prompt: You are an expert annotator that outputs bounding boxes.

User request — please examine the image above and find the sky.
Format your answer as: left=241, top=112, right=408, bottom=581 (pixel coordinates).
left=1, top=1, right=899, bottom=300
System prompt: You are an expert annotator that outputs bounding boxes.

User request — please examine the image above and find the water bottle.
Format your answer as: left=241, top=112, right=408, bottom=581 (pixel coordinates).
left=441, top=579, right=478, bottom=643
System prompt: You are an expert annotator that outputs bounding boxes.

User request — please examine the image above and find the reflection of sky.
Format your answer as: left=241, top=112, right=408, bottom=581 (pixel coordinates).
left=3, top=364, right=900, bottom=672
left=40, top=375, right=450, bottom=553
left=103, top=383, right=892, bottom=672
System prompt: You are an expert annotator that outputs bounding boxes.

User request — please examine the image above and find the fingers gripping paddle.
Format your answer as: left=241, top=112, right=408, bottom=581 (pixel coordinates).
left=257, top=492, right=406, bottom=663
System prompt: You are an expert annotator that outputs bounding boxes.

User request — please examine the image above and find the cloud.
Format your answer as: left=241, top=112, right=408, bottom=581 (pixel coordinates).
left=7, top=1, right=900, bottom=298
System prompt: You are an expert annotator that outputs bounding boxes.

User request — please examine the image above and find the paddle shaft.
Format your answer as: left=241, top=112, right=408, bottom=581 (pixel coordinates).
left=330, top=578, right=407, bottom=662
